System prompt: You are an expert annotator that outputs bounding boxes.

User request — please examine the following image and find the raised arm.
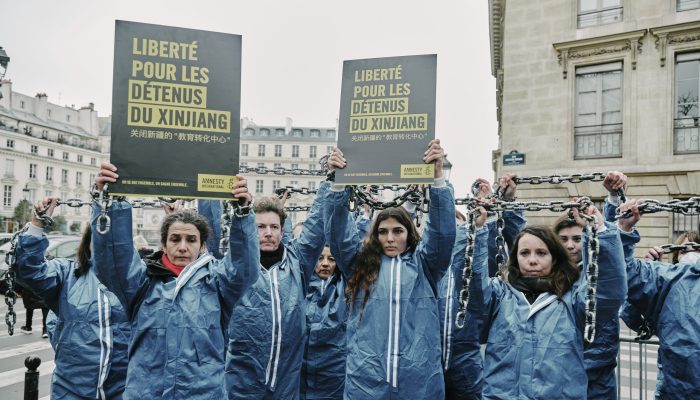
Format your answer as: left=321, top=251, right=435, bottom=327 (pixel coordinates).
left=14, top=198, right=72, bottom=312
left=213, top=175, right=260, bottom=310
left=289, top=180, right=330, bottom=289
left=91, top=162, right=149, bottom=318
left=576, top=205, right=627, bottom=323
left=324, top=147, right=362, bottom=281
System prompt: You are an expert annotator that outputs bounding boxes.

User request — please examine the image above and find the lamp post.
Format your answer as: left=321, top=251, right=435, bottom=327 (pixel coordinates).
left=0, top=46, right=10, bottom=100
left=442, top=155, right=453, bottom=182
left=22, top=183, right=30, bottom=200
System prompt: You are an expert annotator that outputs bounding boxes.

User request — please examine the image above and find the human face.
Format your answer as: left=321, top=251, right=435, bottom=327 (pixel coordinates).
left=377, top=217, right=408, bottom=257
left=257, top=211, right=282, bottom=252
left=164, top=222, right=203, bottom=267
left=315, top=247, right=337, bottom=280
left=517, top=233, right=554, bottom=277
left=557, top=226, right=583, bottom=263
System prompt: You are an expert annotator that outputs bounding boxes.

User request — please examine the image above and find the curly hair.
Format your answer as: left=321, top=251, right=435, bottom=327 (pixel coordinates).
left=160, top=209, right=210, bottom=246
left=345, top=207, right=421, bottom=315
left=505, top=226, right=579, bottom=298
left=253, top=197, right=287, bottom=228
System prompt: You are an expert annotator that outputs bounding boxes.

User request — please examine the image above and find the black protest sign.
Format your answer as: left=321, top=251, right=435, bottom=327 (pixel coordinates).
left=337, top=54, right=436, bottom=184
left=110, top=20, right=241, bottom=199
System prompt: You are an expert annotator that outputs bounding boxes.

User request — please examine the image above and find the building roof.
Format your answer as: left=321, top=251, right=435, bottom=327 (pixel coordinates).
left=0, top=105, right=95, bottom=139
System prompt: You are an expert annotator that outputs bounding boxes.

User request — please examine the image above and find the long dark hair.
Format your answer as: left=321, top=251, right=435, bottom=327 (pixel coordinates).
left=75, top=225, right=92, bottom=277
left=345, top=207, right=421, bottom=314
left=505, top=226, right=579, bottom=298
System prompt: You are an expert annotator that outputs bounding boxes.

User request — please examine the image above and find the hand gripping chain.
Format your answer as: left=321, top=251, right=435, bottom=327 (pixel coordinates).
left=455, top=207, right=477, bottom=329
left=3, top=231, right=21, bottom=335
left=615, top=197, right=700, bottom=220
left=218, top=200, right=252, bottom=257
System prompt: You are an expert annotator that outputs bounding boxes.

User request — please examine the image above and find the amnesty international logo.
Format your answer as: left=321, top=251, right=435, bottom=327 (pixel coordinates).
left=400, top=164, right=434, bottom=179
left=197, top=174, right=238, bottom=193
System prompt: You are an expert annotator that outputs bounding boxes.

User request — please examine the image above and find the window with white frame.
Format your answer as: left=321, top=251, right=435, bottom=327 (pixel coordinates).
left=91, top=157, right=96, bottom=166
left=674, top=52, right=700, bottom=154
left=28, top=189, right=36, bottom=203
left=678, top=0, right=700, bottom=11
left=260, top=128, right=270, bottom=136
left=326, top=146, right=334, bottom=155
left=241, top=144, right=248, bottom=156
left=29, top=163, right=37, bottom=179
left=326, top=129, right=336, bottom=138
left=273, top=180, right=281, bottom=191
left=3, top=185, right=11, bottom=207
left=77, top=155, right=83, bottom=163
left=574, top=62, right=623, bottom=159
left=76, top=172, right=83, bottom=186
left=578, top=0, right=623, bottom=28
left=258, top=144, right=266, bottom=157
left=275, top=128, right=285, bottom=136
left=309, top=181, right=316, bottom=190
left=309, top=129, right=320, bottom=138
left=255, top=180, right=264, bottom=193
left=6, top=139, right=13, bottom=148
left=46, top=166, right=53, bottom=182
left=48, top=148, right=54, bottom=157
left=5, top=159, right=13, bottom=177
left=274, top=163, right=282, bottom=169
left=292, top=129, right=303, bottom=137
left=45, top=190, right=52, bottom=197
left=20, top=100, right=24, bottom=109
left=291, top=163, right=299, bottom=169
left=309, top=164, right=316, bottom=170
left=309, top=145, right=317, bottom=158
left=292, top=145, right=299, bottom=158
left=31, top=145, right=38, bottom=154
left=274, top=145, right=282, bottom=157
left=61, top=169, right=68, bottom=184
left=63, top=152, right=69, bottom=161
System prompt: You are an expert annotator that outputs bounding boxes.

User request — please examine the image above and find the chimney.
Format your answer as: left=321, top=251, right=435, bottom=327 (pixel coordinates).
left=285, top=117, right=293, bottom=135
left=0, top=79, right=11, bottom=109
left=34, top=93, right=48, bottom=121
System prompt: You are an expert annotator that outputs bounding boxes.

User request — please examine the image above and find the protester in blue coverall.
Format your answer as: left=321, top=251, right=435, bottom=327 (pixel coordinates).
left=224, top=182, right=329, bottom=399
left=16, top=198, right=130, bottom=399
left=617, top=199, right=700, bottom=399
left=324, top=139, right=456, bottom=399
left=468, top=198, right=626, bottom=399
left=91, top=163, right=259, bottom=399
left=301, top=245, right=347, bottom=399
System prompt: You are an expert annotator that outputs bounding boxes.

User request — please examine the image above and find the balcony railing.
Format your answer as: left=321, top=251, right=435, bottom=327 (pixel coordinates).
left=578, top=6, right=623, bottom=28
left=574, top=123, right=623, bottom=159
left=673, top=118, right=700, bottom=154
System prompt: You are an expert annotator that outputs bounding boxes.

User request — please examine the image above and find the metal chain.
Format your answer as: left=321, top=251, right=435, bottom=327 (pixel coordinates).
left=274, top=186, right=318, bottom=198
left=634, top=316, right=654, bottom=341
left=494, top=211, right=507, bottom=274
left=615, top=197, right=700, bottom=219
left=238, top=165, right=326, bottom=177
left=513, top=172, right=606, bottom=185
left=454, top=197, right=594, bottom=214
left=583, top=214, right=600, bottom=344
left=217, top=200, right=252, bottom=257
left=349, top=185, right=423, bottom=212
left=657, top=242, right=700, bottom=255
left=3, top=231, right=21, bottom=335
left=455, top=207, right=477, bottom=329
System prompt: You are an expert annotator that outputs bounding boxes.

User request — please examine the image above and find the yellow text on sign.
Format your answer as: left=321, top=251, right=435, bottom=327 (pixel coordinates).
left=197, top=174, right=238, bottom=193
left=400, top=164, right=434, bottom=179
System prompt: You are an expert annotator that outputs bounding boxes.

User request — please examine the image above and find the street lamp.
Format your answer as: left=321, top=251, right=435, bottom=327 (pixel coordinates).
left=442, top=155, right=453, bottom=182
left=22, top=183, right=30, bottom=200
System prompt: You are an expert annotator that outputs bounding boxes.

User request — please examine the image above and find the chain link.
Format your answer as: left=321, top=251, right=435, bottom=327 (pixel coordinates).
left=513, top=172, right=607, bottom=185
left=239, top=165, right=326, bottom=177
left=455, top=208, right=477, bottom=329
left=615, top=197, right=700, bottom=219
left=3, top=231, right=21, bottom=335
left=583, top=214, right=600, bottom=344
left=274, top=186, right=319, bottom=198
left=494, top=211, right=507, bottom=274
left=658, top=242, right=700, bottom=254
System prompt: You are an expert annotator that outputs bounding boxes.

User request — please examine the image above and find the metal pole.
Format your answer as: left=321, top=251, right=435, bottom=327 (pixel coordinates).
left=24, top=355, right=41, bottom=400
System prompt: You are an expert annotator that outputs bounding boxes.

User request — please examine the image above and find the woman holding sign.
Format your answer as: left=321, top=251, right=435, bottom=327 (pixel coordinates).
left=324, top=139, right=456, bottom=399
left=91, top=163, right=259, bottom=399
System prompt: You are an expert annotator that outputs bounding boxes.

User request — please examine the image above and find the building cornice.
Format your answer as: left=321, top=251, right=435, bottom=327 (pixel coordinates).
left=553, top=29, right=647, bottom=79
left=650, top=21, right=700, bottom=67
left=489, top=0, right=504, bottom=78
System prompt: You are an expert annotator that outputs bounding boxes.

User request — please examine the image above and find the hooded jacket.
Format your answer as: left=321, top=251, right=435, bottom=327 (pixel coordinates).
left=619, top=228, right=700, bottom=399
left=224, top=181, right=329, bottom=399
left=15, top=227, right=130, bottom=399
left=325, top=182, right=456, bottom=399
left=91, top=201, right=259, bottom=399
left=469, top=222, right=627, bottom=399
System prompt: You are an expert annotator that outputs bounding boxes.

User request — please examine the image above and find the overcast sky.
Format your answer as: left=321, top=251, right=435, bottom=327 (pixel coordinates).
left=0, top=0, right=497, bottom=197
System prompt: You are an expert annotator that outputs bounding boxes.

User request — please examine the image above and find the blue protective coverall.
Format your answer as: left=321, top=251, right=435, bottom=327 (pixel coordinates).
left=619, top=228, right=700, bottom=399
left=325, top=183, right=456, bottom=399
left=301, top=271, right=347, bottom=399
left=469, top=222, right=627, bottom=399
left=438, top=210, right=525, bottom=399
left=16, top=227, right=131, bottom=399
left=91, top=201, right=259, bottom=399
left=225, top=181, right=329, bottom=399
